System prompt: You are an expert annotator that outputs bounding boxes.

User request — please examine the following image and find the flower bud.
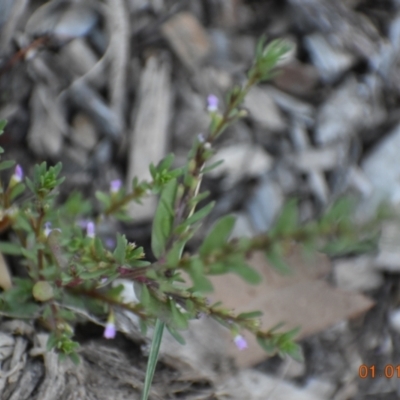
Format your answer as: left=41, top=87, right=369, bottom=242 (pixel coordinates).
left=207, top=94, right=219, bottom=112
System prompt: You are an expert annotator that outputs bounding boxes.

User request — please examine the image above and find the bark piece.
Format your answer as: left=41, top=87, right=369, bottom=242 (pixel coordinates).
left=70, top=112, right=98, bottom=151
left=304, top=34, right=356, bottom=83
left=316, top=76, right=386, bottom=145
left=273, top=60, right=319, bottom=96
left=67, top=82, right=121, bottom=140
left=244, top=87, right=286, bottom=132
left=161, top=12, right=211, bottom=71
left=334, top=256, right=383, bottom=291
left=217, top=369, right=329, bottom=400
left=375, top=222, right=400, bottom=271
left=127, top=55, right=171, bottom=222
left=245, top=177, right=284, bottom=233
left=28, top=85, right=64, bottom=157
left=207, top=143, right=273, bottom=189
left=361, top=123, right=400, bottom=216
left=288, top=0, right=380, bottom=59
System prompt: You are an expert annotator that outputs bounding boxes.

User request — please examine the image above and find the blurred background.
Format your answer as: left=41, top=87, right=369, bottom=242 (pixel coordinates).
left=1, top=0, right=400, bottom=399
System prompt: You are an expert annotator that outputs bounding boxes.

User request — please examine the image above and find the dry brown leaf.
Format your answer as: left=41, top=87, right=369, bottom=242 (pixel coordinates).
left=210, top=247, right=374, bottom=367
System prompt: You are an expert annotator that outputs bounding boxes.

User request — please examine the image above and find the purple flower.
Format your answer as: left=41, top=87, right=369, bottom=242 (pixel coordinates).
left=234, top=335, right=248, bottom=351
left=110, top=179, right=122, bottom=193
left=86, top=221, right=95, bottom=238
left=14, top=165, right=23, bottom=182
left=103, top=321, right=116, bottom=339
left=207, top=94, right=219, bottom=112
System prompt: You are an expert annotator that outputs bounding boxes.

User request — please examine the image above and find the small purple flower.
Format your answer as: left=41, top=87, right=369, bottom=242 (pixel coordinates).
left=197, top=133, right=205, bottom=143
left=103, top=321, right=116, bottom=339
left=14, top=165, right=23, bottom=182
left=110, top=179, right=122, bottom=193
left=207, top=94, right=219, bottom=112
left=86, top=221, right=95, bottom=238
left=234, top=335, right=248, bottom=351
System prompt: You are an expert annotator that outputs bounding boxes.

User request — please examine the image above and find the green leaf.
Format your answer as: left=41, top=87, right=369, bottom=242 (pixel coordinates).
left=9, top=183, right=25, bottom=201
left=0, top=160, right=15, bottom=171
left=141, top=320, right=164, bottom=400
left=257, top=336, right=276, bottom=355
left=80, top=269, right=106, bottom=280
left=203, top=160, right=224, bottom=174
left=113, top=234, right=127, bottom=264
left=189, top=259, right=214, bottom=293
left=94, top=237, right=105, bottom=259
left=176, top=201, right=215, bottom=234
left=271, top=199, right=298, bottom=237
left=0, top=119, right=7, bottom=134
left=25, top=177, right=35, bottom=194
left=282, top=342, right=304, bottom=362
left=237, top=311, right=263, bottom=319
left=0, top=241, right=22, bottom=255
left=166, top=240, right=186, bottom=267
left=228, top=260, right=261, bottom=284
left=169, top=299, right=188, bottom=330
left=157, top=153, right=175, bottom=172
left=166, top=325, right=186, bottom=345
left=265, top=244, right=291, bottom=275
left=199, top=215, right=236, bottom=256
left=151, top=178, right=178, bottom=259
left=95, top=191, right=111, bottom=209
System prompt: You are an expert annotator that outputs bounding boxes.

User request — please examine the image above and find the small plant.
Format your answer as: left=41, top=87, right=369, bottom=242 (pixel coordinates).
left=0, top=39, right=378, bottom=398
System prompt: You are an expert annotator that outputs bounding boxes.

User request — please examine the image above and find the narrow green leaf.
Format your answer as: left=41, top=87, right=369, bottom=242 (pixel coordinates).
left=169, top=299, right=188, bottom=330
left=9, top=183, right=25, bottom=201
left=283, top=342, right=304, bottom=362
left=141, top=320, right=164, bottom=400
left=237, top=311, right=263, bottom=319
left=175, top=201, right=215, bottom=234
left=265, top=245, right=291, bottom=275
left=189, top=259, right=214, bottom=293
left=157, top=153, right=175, bottom=172
left=203, top=160, right=224, bottom=174
left=271, top=199, right=298, bottom=237
left=95, top=191, right=111, bottom=209
left=0, top=160, right=15, bottom=171
left=0, top=119, right=7, bottom=134
left=151, top=178, right=178, bottom=259
left=228, top=261, right=261, bottom=284
left=0, top=241, right=22, bottom=255
left=113, top=234, right=127, bottom=264
left=166, top=325, right=186, bottom=345
left=199, top=215, right=236, bottom=256
left=166, top=240, right=186, bottom=267
left=257, top=336, right=276, bottom=354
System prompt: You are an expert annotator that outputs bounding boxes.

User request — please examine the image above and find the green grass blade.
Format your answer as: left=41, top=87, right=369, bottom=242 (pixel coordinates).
left=141, top=319, right=165, bottom=400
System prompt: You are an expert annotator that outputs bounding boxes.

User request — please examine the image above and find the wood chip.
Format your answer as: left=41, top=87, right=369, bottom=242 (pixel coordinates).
left=127, top=55, right=171, bottom=221
left=316, top=76, right=386, bottom=145
left=217, top=369, right=329, bottom=400
left=28, top=85, right=64, bottom=157
left=207, top=143, right=273, bottom=189
left=304, top=34, right=355, bottom=83
left=375, top=222, right=400, bottom=271
left=161, top=12, right=211, bottom=71
left=244, top=87, right=286, bottom=132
